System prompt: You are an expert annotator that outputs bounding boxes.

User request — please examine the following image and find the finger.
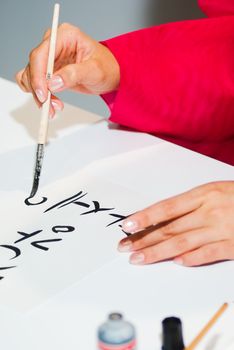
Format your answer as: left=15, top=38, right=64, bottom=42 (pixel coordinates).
left=122, top=188, right=204, bottom=234
left=175, top=241, right=234, bottom=266
left=50, top=95, right=64, bottom=118
left=119, top=211, right=206, bottom=252
left=51, top=95, right=64, bottom=113
left=18, top=66, right=33, bottom=92
left=16, top=66, right=63, bottom=116
left=48, top=63, right=83, bottom=92
left=42, top=28, right=51, bottom=40
left=129, top=228, right=215, bottom=265
left=49, top=103, right=55, bottom=119
left=48, top=60, right=102, bottom=93
left=16, top=66, right=43, bottom=108
left=28, top=39, right=50, bottom=103
left=15, top=68, right=28, bottom=92
left=119, top=226, right=171, bottom=252
left=44, top=95, right=61, bottom=120
left=26, top=67, right=42, bottom=108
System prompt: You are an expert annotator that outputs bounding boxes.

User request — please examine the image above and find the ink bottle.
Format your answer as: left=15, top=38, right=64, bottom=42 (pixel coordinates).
left=97, top=312, right=136, bottom=350
left=162, top=317, right=184, bottom=350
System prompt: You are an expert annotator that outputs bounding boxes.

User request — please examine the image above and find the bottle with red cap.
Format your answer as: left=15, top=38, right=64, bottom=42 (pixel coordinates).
left=97, top=312, right=136, bottom=350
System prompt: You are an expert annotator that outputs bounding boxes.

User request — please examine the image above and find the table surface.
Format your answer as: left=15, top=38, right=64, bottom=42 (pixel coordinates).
left=0, top=77, right=234, bottom=350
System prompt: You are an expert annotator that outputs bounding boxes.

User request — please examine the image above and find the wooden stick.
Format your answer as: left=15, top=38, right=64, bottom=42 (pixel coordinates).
left=184, top=303, right=228, bottom=350
left=38, top=3, right=60, bottom=144
left=28, top=4, right=60, bottom=199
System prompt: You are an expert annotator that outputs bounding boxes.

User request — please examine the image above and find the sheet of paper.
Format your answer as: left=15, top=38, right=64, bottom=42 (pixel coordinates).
left=0, top=119, right=159, bottom=193
left=91, top=142, right=234, bottom=201
left=2, top=256, right=234, bottom=350
left=1, top=78, right=234, bottom=350
left=0, top=172, right=150, bottom=312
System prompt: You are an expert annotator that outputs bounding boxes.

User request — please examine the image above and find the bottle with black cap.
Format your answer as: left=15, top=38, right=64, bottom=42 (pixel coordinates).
left=162, top=317, right=184, bottom=350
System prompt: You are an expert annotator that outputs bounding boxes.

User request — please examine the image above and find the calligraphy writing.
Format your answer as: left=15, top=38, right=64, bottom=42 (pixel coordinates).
left=0, top=191, right=130, bottom=280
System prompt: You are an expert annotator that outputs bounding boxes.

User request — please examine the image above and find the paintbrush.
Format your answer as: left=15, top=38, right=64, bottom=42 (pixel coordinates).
left=28, top=3, right=60, bottom=199
left=184, top=302, right=229, bottom=350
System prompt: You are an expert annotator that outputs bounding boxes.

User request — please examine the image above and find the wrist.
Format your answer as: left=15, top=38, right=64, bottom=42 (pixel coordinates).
left=99, top=43, right=120, bottom=93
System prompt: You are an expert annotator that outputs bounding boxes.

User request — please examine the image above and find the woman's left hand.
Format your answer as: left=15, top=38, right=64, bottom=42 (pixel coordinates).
left=119, top=181, right=234, bottom=266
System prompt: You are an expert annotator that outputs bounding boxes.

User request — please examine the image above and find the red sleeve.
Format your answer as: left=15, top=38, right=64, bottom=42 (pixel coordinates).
left=198, top=0, right=234, bottom=17
left=101, top=17, right=234, bottom=165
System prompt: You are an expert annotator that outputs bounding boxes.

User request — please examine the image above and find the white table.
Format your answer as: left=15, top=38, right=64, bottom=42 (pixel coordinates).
left=0, top=77, right=234, bottom=350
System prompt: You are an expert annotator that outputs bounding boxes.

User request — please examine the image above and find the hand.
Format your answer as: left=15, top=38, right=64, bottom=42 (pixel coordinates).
left=16, top=23, right=120, bottom=117
left=119, top=181, right=234, bottom=267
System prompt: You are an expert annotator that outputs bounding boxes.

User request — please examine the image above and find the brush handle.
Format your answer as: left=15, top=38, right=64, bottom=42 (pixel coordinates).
left=38, top=91, right=51, bottom=144
left=38, top=3, right=60, bottom=144
left=185, top=303, right=228, bottom=350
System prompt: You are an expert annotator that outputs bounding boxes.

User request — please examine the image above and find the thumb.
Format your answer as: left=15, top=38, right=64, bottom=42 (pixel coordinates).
left=48, top=62, right=91, bottom=92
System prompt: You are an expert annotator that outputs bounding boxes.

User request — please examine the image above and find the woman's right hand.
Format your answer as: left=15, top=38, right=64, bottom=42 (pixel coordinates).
left=16, top=23, right=120, bottom=117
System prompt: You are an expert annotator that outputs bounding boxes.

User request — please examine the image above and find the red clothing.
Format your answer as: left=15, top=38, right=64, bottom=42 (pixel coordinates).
left=102, top=0, right=234, bottom=165
left=199, top=0, right=234, bottom=17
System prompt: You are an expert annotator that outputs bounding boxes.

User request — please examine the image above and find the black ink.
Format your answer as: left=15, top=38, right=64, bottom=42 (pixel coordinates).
left=1, top=190, right=130, bottom=283
left=15, top=230, right=42, bottom=244
left=119, top=225, right=132, bottom=237
left=0, top=244, right=21, bottom=259
left=25, top=197, right=47, bottom=206
left=0, top=266, right=16, bottom=270
left=73, top=201, right=90, bottom=208
left=0, top=262, right=17, bottom=281
left=52, top=226, right=75, bottom=233
left=107, top=214, right=127, bottom=227
left=44, top=191, right=87, bottom=212
left=31, top=238, right=62, bottom=251
left=81, top=201, right=114, bottom=215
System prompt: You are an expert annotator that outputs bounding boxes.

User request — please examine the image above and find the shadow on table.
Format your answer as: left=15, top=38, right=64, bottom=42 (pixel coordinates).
left=1, top=98, right=156, bottom=193
left=204, top=334, right=221, bottom=350
left=10, top=97, right=102, bottom=142
left=205, top=334, right=234, bottom=350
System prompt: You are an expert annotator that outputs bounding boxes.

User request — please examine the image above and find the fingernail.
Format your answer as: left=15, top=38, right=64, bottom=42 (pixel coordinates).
left=174, top=258, right=184, bottom=265
left=130, top=253, right=145, bottom=265
left=35, top=89, right=46, bottom=103
left=51, top=100, right=62, bottom=111
left=50, top=75, right=64, bottom=91
left=118, top=240, right=133, bottom=252
left=122, top=219, right=139, bottom=233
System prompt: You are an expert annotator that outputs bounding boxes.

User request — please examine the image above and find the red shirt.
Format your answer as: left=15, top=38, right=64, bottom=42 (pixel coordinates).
left=102, top=0, right=234, bottom=165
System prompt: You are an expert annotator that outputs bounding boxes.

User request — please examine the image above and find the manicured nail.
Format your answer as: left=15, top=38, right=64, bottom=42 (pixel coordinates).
left=50, top=75, right=64, bottom=91
left=51, top=100, right=62, bottom=111
left=174, top=258, right=184, bottom=265
left=122, top=219, right=139, bottom=233
left=35, top=89, right=46, bottom=103
left=118, top=241, right=133, bottom=252
left=130, top=253, right=145, bottom=265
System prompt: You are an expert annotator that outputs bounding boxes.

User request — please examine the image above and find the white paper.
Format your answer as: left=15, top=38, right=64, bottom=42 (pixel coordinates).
left=1, top=78, right=234, bottom=350
left=0, top=172, right=149, bottom=311
left=3, top=255, right=234, bottom=350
